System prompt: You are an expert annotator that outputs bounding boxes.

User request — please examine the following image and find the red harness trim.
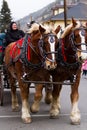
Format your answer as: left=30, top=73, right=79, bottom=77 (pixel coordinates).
left=61, top=39, right=67, bottom=61
left=10, top=37, right=31, bottom=61
left=0, top=46, right=3, bottom=52
left=27, top=38, right=31, bottom=61
left=10, top=38, right=23, bottom=60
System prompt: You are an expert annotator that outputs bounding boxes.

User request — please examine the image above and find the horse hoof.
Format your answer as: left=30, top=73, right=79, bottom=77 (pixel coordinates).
left=12, top=106, right=20, bottom=112
left=30, top=106, right=39, bottom=113
left=50, top=115, right=59, bottom=119
left=70, top=111, right=81, bottom=125
left=71, top=120, right=80, bottom=125
left=45, top=97, right=52, bottom=104
left=22, top=117, right=32, bottom=124
left=50, top=109, right=59, bottom=118
left=30, top=102, right=40, bottom=113
left=50, top=113, right=59, bottom=119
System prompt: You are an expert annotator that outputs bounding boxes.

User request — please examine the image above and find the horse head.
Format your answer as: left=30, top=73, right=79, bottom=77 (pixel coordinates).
left=26, top=22, right=46, bottom=66
left=79, top=22, right=87, bottom=60
left=39, top=24, right=61, bottom=70
left=59, top=17, right=87, bottom=65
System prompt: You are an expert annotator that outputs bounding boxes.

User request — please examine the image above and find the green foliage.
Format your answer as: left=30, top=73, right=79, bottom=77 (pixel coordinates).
left=0, top=0, right=12, bottom=32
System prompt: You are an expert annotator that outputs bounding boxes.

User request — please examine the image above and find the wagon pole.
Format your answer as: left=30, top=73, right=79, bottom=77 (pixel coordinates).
left=64, top=0, right=67, bottom=27
left=22, top=78, right=74, bottom=86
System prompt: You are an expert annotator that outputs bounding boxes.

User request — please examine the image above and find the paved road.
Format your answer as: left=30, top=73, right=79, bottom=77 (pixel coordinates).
left=0, top=77, right=87, bottom=130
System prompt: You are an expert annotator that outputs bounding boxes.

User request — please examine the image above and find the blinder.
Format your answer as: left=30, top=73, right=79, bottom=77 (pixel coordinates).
left=81, top=28, right=85, bottom=36
left=38, top=33, right=58, bottom=54
left=38, top=33, right=58, bottom=63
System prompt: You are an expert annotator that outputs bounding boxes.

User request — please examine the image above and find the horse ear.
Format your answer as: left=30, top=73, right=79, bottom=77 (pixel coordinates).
left=55, top=25, right=61, bottom=34
left=72, top=17, right=77, bottom=27
left=39, top=25, right=46, bottom=34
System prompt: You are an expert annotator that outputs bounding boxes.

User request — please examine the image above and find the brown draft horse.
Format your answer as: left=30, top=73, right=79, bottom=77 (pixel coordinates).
left=32, top=18, right=87, bottom=125
left=30, top=24, right=61, bottom=111
left=4, top=22, right=60, bottom=123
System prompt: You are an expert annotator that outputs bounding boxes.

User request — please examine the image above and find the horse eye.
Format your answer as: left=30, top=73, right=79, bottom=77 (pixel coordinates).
left=75, top=34, right=79, bottom=38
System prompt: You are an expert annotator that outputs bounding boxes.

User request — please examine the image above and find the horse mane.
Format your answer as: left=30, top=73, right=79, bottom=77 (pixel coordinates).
left=43, top=25, right=56, bottom=34
left=61, top=21, right=81, bottom=38
left=27, top=23, right=40, bottom=33
left=27, top=22, right=60, bottom=35
left=27, top=22, right=48, bottom=35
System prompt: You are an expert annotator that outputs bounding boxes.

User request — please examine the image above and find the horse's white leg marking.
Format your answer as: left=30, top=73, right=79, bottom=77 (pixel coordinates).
left=50, top=97, right=60, bottom=117
left=70, top=102, right=81, bottom=124
left=22, top=99, right=31, bottom=119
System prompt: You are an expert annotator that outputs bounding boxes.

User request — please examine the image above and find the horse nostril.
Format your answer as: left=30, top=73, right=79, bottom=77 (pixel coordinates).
left=48, top=65, right=50, bottom=69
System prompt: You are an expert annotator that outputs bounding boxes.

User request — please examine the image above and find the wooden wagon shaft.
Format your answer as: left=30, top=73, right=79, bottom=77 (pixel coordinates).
left=22, top=78, right=74, bottom=85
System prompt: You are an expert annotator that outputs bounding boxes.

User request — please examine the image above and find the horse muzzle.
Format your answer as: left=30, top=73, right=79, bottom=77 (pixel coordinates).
left=44, top=60, right=57, bottom=70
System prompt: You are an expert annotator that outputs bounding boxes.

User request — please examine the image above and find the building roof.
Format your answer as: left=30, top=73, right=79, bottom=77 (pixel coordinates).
left=50, top=2, right=87, bottom=21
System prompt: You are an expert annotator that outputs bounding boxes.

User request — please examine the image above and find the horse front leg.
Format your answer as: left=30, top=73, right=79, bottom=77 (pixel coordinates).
left=70, top=71, right=81, bottom=125
left=9, top=73, right=19, bottom=111
left=31, top=84, right=43, bottom=113
left=19, top=79, right=31, bottom=123
left=14, top=62, right=31, bottom=123
left=50, top=84, right=62, bottom=118
left=44, top=84, right=52, bottom=104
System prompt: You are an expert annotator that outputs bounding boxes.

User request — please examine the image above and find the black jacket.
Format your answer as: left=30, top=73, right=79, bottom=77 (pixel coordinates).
left=5, top=29, right=25, bottom=46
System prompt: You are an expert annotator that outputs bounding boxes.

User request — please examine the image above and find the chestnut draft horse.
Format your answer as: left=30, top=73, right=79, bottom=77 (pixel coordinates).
left=32, top=18, right=87, bottom=125
left=4, top=22, right=60, bottom=123
left=49, top=19, right=87, bottom=125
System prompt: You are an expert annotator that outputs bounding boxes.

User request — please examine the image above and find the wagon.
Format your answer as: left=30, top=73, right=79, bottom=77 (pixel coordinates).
left=0, top=64, right=9, bottom=105
left=0, top=33, right=9, bottom=106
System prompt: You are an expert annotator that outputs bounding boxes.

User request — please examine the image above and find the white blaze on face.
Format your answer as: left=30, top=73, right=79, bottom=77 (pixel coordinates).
left=79, top=31, right=87, bottom=59
left=48, top=36, right=55, bottom=62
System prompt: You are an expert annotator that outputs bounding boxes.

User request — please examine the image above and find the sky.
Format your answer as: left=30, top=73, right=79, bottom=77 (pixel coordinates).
left=0, top=0, right=55, bottom=20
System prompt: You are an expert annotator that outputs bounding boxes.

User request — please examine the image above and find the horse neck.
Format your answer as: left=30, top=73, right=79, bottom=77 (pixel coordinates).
left=29, top=39, right=42, bottom=63
left=64, top=34, right=76, bottom=53
left=63, top=35, right=77, bottom=63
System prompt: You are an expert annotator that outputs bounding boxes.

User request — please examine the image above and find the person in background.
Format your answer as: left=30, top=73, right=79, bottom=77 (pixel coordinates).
left=5, top=21, right=25, bottom=46
left=82, top=59, right=87, bottom=78
left=4, top=22, right=25, bottom=88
